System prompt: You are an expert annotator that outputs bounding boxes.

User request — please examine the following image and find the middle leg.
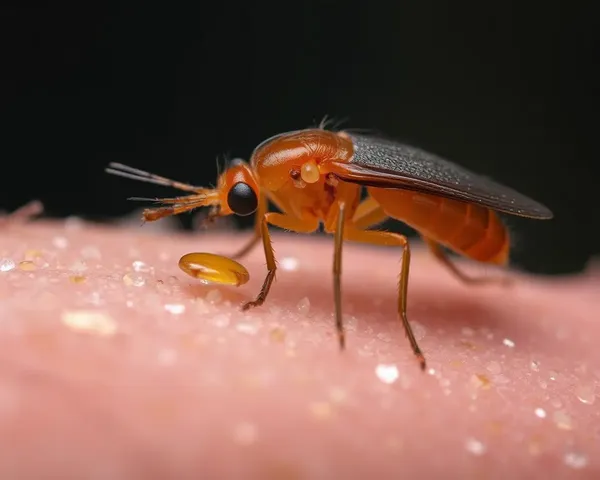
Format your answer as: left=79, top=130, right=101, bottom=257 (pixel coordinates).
left=340, top=223, right=427, bottom=370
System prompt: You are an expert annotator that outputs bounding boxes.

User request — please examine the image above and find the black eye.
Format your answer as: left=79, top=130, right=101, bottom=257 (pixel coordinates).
left=227, top=182, right=258, bottom=216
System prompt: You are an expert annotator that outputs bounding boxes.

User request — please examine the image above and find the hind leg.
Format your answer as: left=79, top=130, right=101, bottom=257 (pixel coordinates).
left=423, top=237, right=512, bottom=286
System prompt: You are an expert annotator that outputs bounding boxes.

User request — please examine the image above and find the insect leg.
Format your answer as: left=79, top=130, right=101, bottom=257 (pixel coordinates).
left=241, top=212, right=319, bottom=311
left=343, top=227, right=426, bottom=370
left=423, top=237, right=512, bottom=286
left=333, top=202, right=347, bottom=349
left=229, top=193, right=268, bottom=260
left=352, top=195, right=389, bottom=230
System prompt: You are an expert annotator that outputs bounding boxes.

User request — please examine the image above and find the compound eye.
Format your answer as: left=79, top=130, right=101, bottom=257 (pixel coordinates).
left=227, top=182, right=258, bottom=216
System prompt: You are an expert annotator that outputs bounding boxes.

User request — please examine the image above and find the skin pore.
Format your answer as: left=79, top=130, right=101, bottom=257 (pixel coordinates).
left=0, top=212, right=598, bottom=479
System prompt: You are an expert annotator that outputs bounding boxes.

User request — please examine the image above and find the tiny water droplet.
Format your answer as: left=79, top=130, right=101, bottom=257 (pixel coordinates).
left=375, top=364, right=399, bottom=384
left=553, top=410, right=573, bottom=430
left=530, top=360, right=540, bottom=372
left=61, top=310, right=117, bottom=336
left=70, top=260, right=87, bottom=273
left=549, top=370, right=559, bottom=381
left=64, top=215, right=84, bottom=230
left=575, top=383, right=596, bottom=405
left=236, top=322, right=259, bottom=335
left=0, top=258, right=15, bottom=272
left=486, top=361, right=502, bottom=375
left=534, top=407, right=546, bottom=418
left=123, top=273, right=146, bottom=287
left=164, top=303, right=185, bottom=315
left=296, top=297, right=310, bottom=315
left=343, top=313, right=358, bottom=331
left=564, top=452, right=588, bottom=469
left=205, top=289, right=222, bottom=304
left=86, top=291, right=103, bottom=306
left=132, top=260, right=153, bottom=273
left=280, top=256, right=299, bottom=271
left=502, top=338, right=515, bottom=348
left=52, top=236, right=69, bottom=249
left=465, top=437, right=486, bottom=456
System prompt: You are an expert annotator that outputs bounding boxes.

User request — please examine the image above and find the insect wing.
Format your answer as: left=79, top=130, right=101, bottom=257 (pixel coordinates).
left=333, top=133, right=553, bottom=219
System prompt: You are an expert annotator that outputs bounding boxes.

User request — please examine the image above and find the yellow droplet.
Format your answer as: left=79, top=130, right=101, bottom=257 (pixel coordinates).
left=179, top=252, right=249, bottom=286
left=69, top=275, right=87, bottom=284
left=18, top=260, right=36, bottom=271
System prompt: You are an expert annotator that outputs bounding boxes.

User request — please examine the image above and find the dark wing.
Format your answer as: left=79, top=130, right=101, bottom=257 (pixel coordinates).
left=333, top=133, right=553, bottom=219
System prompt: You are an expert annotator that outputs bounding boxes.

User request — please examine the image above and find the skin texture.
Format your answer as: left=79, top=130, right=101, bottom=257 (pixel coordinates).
left=0, top=214, right=599, bottom=479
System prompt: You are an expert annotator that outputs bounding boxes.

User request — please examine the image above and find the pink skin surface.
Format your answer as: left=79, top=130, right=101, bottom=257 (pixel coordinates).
left=0, top=215, right=599, bottom=479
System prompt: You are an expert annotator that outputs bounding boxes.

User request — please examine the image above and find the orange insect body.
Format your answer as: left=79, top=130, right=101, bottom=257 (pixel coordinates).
left=251, top=129, right=510, bottom=265
left=106, top=126, right=552, bottom=370
left=369, top=189, right=510, bottom=265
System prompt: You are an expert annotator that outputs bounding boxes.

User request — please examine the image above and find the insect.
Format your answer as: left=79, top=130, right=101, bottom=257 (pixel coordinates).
left=106, top=127, right=553, bottom=370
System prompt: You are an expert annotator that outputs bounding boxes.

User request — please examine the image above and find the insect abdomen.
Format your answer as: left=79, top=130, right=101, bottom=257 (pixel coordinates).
left=367, top=187, right=509, bottom=265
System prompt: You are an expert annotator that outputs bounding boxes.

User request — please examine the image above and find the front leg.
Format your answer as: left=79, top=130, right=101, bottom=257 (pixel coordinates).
left=241, top=212, right=319, bottom=311
left=229, top=193, right=268, bottom=260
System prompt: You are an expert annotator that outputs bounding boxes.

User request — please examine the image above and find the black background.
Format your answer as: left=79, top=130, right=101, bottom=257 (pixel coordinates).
left=2, top=3, right=597, bottom=275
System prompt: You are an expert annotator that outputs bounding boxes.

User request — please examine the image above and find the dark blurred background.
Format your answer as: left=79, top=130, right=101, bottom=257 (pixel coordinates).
left=2, top=3, right=597, bottom=275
